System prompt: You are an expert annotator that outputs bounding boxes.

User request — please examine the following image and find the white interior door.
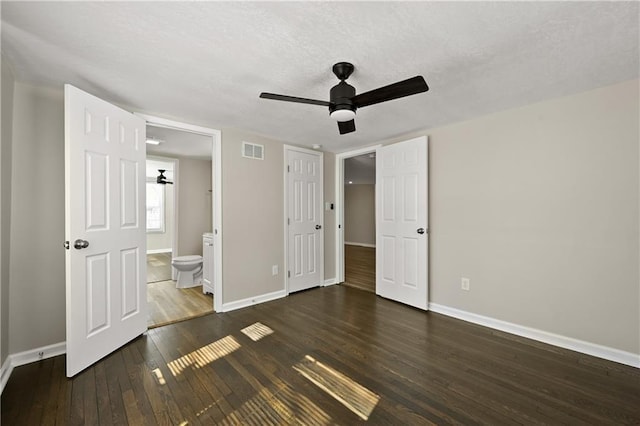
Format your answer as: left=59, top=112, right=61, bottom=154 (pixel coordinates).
left=65, top=85, right=147, bottom=377
left=376, top=136, right=428, bottom=309
left=287, top=148, right=323, bottom=293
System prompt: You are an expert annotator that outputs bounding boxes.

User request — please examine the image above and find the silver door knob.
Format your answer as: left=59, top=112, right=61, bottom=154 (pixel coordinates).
left=315, top=225, right=322, bottom=230
left=74, top=239, right=90, bottom=249
left=417, top=228, right=425, bottom=234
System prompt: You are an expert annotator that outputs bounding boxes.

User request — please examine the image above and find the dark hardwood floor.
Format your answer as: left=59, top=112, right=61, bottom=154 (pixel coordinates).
left=343, top=244, right=375, bottom=293
left=3, top=285, right=639, bottom=425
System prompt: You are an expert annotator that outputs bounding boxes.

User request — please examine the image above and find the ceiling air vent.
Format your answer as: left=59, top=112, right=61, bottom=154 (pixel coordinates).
left=242, top=142, right=264, bottom=160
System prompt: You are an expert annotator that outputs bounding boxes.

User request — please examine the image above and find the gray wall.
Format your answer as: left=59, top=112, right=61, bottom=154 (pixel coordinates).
left=1, top=56, right=15, bottom=364
left=344, top=184, right=375, bottom=246
left=376, top=79, right=640, bottom=354
left=221, top=129, right=285, bottom=304
left=176, top=157, right=212, bottom=257
left=9, top=83, right=66, bottom=354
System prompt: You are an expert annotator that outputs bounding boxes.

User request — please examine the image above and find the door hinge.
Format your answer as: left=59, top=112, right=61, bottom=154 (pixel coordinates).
left=288, top=271, right=291, bottom=278
left=288, top=218, right=290, bottom=225
left=287, top=165, right=290, bottom=172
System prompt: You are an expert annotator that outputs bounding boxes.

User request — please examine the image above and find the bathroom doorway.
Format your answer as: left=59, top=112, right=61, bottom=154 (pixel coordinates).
left=144, top=125, right=215, bottom=328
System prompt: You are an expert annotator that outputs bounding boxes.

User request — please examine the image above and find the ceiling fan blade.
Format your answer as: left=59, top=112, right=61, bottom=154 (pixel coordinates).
left=352, top=76, right=429, bottom=108
left=338, top=119, right=356, bottom=135
left=259, top=92, right=331, bottom=107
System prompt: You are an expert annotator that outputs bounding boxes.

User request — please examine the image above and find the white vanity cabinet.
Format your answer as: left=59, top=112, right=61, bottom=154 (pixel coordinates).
left=202, top=233, right=214, bottom=294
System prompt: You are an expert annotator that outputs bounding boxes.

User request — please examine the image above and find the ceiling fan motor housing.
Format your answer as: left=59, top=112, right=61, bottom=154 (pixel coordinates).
left=329, top=81, right=356, bottom=119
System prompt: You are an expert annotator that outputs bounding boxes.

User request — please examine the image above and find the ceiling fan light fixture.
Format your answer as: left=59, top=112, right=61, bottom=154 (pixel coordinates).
left=330, top=108, right=355, bottom=122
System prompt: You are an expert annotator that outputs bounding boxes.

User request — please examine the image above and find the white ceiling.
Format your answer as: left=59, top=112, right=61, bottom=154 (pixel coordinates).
left=146, top=125, right=212, bottom=159
left=2, top=2, right=638, bottom=153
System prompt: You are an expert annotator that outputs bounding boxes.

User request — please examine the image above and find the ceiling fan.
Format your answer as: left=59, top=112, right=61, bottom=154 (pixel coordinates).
left=259, top=62, right=429, bottom=135
left=156, top=169, right=173, bottom=185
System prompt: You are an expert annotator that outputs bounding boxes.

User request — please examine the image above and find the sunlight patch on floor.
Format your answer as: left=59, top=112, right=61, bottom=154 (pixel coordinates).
left=293, top=355, right=380, bottom=421
left=240, top=322, right=274, bottom=341
left=167, top=335, right=240, bottom=376
left=152, top=368, right=166, bottom=385
left=216, top=384, right=332, bottom=425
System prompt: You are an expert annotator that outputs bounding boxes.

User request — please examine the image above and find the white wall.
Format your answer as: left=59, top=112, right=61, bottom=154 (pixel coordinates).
left=376, top=79, right=640, bottom=355
left=176, top=157, right=212, bottom=257
left=1, top=56, right=16, bottom=365
left=9, top=83, right=65, bottom=354
left=344, top=184, right=375, bottom=246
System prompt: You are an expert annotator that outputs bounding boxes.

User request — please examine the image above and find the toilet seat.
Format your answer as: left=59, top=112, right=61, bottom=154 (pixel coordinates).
left=172, top=255, right=203, bottom=265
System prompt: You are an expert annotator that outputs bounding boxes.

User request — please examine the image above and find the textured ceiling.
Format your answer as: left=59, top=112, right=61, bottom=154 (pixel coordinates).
left=1, top=2, right=638, bottom=153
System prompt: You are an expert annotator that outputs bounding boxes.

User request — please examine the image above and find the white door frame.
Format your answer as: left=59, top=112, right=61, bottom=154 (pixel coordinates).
left=135, top=114, right=223, bottom=313
left=335, top=145, right=382, bottom=283
left=283, top=145, right=324, bottom=294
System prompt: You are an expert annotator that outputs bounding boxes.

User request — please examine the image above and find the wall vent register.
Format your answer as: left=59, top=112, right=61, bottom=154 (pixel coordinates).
left=242, top=141, right=264, bottom=160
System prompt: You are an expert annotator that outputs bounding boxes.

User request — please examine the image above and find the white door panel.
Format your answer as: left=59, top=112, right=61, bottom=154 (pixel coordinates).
left=65, top=85, right=147, bottom=377
left=287, top=149, right=323, bottom=293
left=376, top=136, right=428, bottom=310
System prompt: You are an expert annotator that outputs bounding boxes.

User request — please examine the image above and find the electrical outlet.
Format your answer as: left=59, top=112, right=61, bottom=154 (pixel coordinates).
left=272, top=265, right=278, bottom=276
left=461, top=277, right=470, bottom=291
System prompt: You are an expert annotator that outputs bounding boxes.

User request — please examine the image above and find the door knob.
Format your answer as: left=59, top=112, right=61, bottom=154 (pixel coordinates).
left=315, top=225, right=322, bottom=230
left=73, top=239, right=90, bottom=249
left=417, top=228, right=425, bottom=234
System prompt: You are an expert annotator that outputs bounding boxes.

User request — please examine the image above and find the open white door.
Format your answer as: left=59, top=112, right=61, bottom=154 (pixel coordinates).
left=376, top=136, right=428, bottom=309
left=286, top=147, right=323, bottom=293
left=65, top=85, right=147, bottom=377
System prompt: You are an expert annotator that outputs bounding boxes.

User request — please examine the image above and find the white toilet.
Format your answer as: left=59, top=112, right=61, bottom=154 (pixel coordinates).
left=171, top=255, right=203, bottom=288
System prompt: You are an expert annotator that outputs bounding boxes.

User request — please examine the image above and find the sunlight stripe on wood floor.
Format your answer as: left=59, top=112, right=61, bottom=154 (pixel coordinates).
left=167, top=335, right=240, bottom=376
left=240, top=322, right=274, bottom=341
left=293, top=354, right=380, bottom=420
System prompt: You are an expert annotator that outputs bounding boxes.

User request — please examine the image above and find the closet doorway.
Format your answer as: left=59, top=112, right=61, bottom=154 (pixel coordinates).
left=337, top=147, right=379, bottom=293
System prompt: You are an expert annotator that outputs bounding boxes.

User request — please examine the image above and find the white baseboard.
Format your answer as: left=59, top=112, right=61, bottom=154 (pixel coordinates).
left=428, top=303, right=640, bottom=369
left=345, top=242, right=376, bottom=248
left=0, top=357, right=12, bottom=395
left=222, top=289, right=287, bottom=313
left=0, top=341, right=66, bottom=394
left=147, top=248, right=172, bottom=254
left=324, top=278, right=338, bottom=286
